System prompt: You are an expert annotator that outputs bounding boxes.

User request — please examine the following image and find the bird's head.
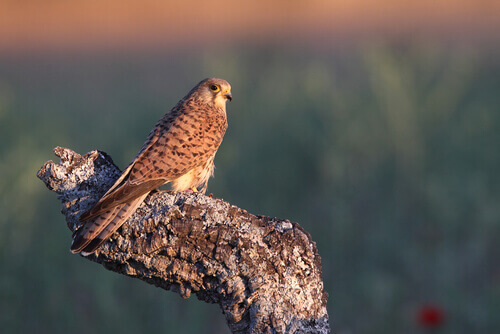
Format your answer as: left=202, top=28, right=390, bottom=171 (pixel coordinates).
left=194, top=78, right=232, bottom=109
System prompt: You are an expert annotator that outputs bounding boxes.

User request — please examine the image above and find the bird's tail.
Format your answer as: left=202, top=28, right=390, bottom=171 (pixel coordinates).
left=71, top=193, right=149, bottom=255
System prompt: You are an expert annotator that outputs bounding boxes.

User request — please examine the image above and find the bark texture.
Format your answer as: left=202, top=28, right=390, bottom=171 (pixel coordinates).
left=37, top=147, right=330, bottom=334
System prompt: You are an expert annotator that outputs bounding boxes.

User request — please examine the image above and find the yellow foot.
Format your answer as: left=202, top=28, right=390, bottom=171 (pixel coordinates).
left=190, top=187, right=199, bottom=193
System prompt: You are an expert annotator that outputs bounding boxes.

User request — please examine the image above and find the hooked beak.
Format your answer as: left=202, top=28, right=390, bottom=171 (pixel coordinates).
left=224, top=92, right=232, bottom=101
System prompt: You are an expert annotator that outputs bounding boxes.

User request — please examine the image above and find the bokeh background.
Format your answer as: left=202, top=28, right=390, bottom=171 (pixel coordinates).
left=0, top=1, right=499, bottom=333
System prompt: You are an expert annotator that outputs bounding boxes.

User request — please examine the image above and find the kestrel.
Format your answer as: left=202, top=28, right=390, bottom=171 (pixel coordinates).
left=71, top=78, right=232, bottom=255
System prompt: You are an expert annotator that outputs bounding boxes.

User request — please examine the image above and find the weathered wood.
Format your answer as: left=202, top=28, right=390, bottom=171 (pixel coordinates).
left=37, top=147, right=330, bottom=334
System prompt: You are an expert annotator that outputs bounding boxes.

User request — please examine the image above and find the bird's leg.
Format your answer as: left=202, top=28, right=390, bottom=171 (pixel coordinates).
left=190, top=187, right=199, bottom=193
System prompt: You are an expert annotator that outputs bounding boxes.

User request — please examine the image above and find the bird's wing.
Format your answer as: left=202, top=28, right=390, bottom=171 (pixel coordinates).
left=79, top=105, right=223, bottom=221
left=79, top=116, right=172, bottom=220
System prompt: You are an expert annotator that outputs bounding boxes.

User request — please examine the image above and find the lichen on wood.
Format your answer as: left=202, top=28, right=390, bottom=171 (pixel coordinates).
left=37, top=147, right=330, bottom=334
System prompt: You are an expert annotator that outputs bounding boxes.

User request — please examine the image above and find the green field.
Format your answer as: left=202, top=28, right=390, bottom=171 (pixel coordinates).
left=0, top=42, right=498, bottom=333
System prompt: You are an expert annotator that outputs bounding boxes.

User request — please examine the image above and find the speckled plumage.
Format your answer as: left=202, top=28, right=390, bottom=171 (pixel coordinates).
left=71, top=78, right=231, bottom=255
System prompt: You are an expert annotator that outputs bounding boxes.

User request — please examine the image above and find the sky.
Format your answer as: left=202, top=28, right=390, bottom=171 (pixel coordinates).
left=1, top=0, right=498, bottom=53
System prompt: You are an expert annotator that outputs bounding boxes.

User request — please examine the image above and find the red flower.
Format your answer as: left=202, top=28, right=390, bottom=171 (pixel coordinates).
left=417, top=305, right=445, bottom=328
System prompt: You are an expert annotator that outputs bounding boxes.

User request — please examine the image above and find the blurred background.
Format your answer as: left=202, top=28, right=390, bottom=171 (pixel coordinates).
left=0, top=1, right=499, bottom=333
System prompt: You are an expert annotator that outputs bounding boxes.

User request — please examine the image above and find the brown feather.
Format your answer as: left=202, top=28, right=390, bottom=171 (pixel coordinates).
left=80, top=179, right=165, bottom=221
left=79, top=193, right=149, bottom=255
left=72, top=78, right=231, bottom=254
left=71, top=203, right=124, bottom=253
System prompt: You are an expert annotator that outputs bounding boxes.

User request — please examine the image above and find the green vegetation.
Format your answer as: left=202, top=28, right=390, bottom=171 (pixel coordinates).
left=0, top=42, right=498, bottom=333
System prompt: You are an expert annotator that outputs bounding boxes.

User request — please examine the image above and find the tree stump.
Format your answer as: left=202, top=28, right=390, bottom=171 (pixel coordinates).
left=37, top=147, right=330, bottom=334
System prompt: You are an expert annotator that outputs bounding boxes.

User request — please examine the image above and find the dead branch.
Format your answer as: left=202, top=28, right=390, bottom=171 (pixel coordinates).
left=37, top=147, right=330, bottom=334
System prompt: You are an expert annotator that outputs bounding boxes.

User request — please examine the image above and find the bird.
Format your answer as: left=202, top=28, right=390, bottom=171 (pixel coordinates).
left=71, top=78, right=232, bottom=255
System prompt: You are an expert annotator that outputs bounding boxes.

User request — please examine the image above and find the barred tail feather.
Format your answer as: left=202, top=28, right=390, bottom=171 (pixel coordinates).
left=71, top=205, right=123, bottom=253
left=71, top=193, right=149, bottom=254
left=80, top=193, right=148, bottom=255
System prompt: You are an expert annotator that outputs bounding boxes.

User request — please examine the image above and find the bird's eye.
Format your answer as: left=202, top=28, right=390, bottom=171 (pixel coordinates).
left=210, top=85, right=220, bottom=92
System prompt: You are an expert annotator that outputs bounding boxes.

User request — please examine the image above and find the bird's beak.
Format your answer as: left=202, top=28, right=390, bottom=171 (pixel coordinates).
left=222, top=88, right=232, bottom=101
